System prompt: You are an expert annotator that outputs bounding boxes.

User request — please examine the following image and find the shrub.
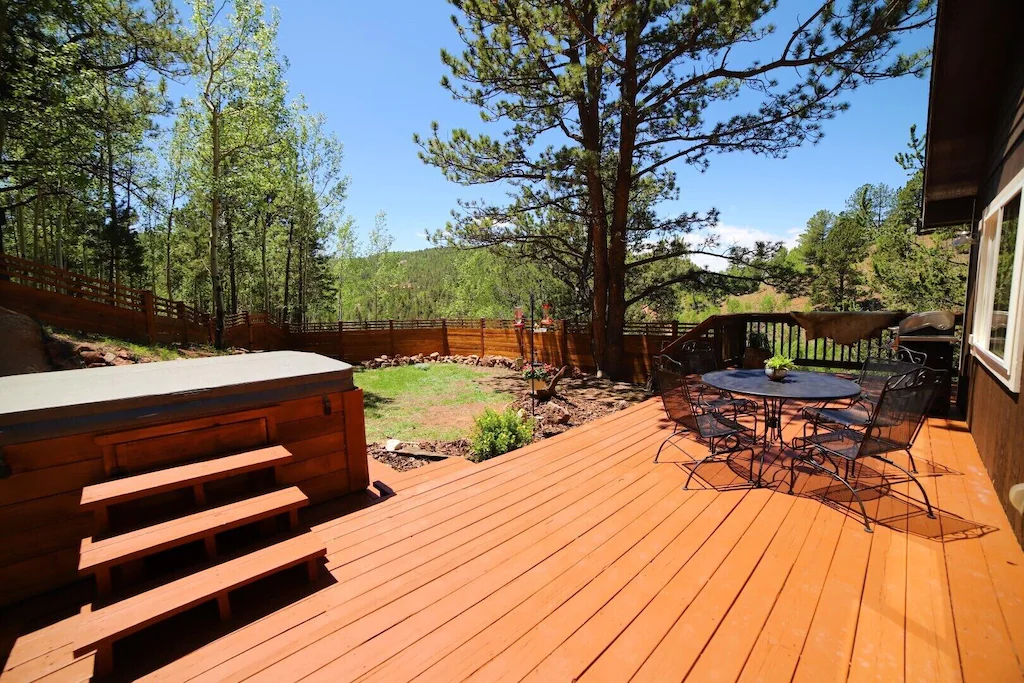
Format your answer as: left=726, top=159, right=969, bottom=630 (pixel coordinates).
left=469, top=407, right=534, bottom=462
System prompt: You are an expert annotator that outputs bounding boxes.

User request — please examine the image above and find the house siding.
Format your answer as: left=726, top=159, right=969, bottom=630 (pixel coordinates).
left=964, top=43, right=1024, bottom=548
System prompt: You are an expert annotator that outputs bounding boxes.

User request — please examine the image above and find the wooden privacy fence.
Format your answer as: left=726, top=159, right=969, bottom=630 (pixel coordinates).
left=225, top=316, right=692, bottom=383
left=0, top=254, right=211, bottom=345
left=0, top=254, right=690, bottom=381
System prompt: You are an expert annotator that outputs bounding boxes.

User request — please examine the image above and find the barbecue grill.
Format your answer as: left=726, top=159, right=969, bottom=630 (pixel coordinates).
left=890, top=311, right=958, bottom=416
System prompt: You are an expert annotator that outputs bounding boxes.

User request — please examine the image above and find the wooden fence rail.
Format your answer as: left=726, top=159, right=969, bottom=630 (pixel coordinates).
left=0, top=254, right=212, bottom=345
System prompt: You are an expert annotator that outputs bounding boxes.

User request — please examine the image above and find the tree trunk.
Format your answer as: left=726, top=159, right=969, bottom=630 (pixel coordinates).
left=210, top=108, right=226, bottom=348
left=104, top=125, right=119, bottom=284
left=577, top=7, right=610, bottom=377
left=0, top=204, right=7, bottom=270
left=603, top=23, right=643, bottom=381
left=283, top=153, right=300, bottom=324
left=165, top=180, right=176, bottom=299
left=260, top=207, right=270, bottom=313
left=41, top=195, right=51, bottom=265
left=297, top=236, right=306, bottom=324
left=283, top=214, right=294, bottom=324
left=54, top=196, right=64, bottom=269
left=16, top=191, right=25, bottom=259
left=0, top=113, right=6, bottom=270
left=226, top=203, right=237, bottom=314
left=32, top=195, right=40, bottom=262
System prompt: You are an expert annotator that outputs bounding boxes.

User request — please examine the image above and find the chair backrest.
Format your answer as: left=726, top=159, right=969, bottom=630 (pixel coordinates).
left=894, top=346, right=928, bottom=366
left=859, top=367, right=944, bottom=457
left=655, top=359, right=701, bottom=433
left=857, top=356, right=921, bottom=403
left=673, top=339, right=717, bottom=377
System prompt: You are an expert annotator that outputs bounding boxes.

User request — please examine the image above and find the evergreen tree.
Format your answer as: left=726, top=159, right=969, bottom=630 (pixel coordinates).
left=417, top=0, right=934, bottom=378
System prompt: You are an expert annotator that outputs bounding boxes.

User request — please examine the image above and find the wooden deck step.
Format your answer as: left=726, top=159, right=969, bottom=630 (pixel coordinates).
left=73, top=532, right=326, bottom=677
left=79, top=487, right=309, bottom=593
left=80, top=446, right=293, bottom=522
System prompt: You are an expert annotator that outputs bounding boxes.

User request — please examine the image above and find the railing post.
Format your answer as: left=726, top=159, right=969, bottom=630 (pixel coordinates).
left=389, top=319, right=396, bottom=357
left=142, top=291, right=157, bottom=345
left=559, top=319, right=569, bottom=369
left=672, top=320, right=679, bottom=338
left=177, top=302, right=188, bottom=344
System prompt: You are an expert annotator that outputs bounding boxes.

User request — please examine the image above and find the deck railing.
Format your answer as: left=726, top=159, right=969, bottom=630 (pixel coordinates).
left=661, top=312, right=961, bottom=374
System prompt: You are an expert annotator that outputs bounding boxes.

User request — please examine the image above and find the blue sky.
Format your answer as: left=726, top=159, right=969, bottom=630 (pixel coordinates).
left=192, top=1, right=934, bottom=255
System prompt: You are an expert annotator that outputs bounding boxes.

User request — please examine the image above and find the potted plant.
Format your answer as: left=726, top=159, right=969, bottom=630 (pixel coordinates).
left=764, top=353, right=796, bottom=381
left=523, top=364, right=551, bottom=391
left=743, top=331, right=772, bottom=369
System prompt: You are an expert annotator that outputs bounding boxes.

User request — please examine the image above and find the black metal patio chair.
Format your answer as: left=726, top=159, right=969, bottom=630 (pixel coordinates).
left=801, top=356, right=923, bottom=462
left=666, top=340, right=758, bottom=420
left=654, top=358, right=758, bottom=489
left=893, top=346, right=928, bottom=365
left=790, top=367, right=943, bottom=532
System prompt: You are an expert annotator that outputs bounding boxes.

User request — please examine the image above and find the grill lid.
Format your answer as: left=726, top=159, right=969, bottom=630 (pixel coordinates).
left=897, top=311, right=956, bottom=335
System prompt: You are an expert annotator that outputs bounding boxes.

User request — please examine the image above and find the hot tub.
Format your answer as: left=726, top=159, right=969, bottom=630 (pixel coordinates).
left=0, top=351, right=367, bottom=606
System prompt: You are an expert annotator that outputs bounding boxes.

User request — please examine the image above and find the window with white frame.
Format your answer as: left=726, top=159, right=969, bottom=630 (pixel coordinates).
left=972, top=166, right=1024, bottom=392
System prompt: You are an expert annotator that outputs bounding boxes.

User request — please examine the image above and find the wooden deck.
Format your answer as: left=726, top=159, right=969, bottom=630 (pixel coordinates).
left=2, top=398, right=1023, bottom=682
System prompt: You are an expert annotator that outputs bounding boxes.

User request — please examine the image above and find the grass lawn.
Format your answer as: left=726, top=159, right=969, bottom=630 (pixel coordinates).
left=355, top=363, right=518, bottom=443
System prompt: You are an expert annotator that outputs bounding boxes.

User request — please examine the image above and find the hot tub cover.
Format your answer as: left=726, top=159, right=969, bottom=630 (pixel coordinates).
left=0, top=351, right=353, bottom=441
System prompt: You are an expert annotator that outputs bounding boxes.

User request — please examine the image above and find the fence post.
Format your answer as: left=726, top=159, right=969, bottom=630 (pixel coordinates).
left=559, top=320, right=569, bottom=369
left=245, top=311, right=253, bottom=349
left=142, top=291, right=157, bottom=345
left=441, top=319, right=449, bottom=356
left=389, top=319, right=396, bottom=357
left=672, top=320, right=679, bottom=338
left=338, top=321, right=345, bottom=360
left=176, top=302, right=188, bottom=344
left=480, top=318, right=486, bottom=356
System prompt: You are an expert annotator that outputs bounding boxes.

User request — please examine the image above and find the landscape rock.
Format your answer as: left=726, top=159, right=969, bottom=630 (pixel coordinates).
left=79, top=350, right=105, bottom=364
left=46, top=337, right=84, bottom=370
left=543, top=403, right=571, bottom=424
left=429, top=351, right=440, bottom=359
left=385, top=438, right=403, bottom=452
left=0, top=306, right=51, bottom=376
left=102, top=352, right=117, bottom=364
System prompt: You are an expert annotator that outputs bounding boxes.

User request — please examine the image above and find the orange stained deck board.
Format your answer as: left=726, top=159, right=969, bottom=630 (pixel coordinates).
left=79, top=487, right=309, bottom=573
left=3, top=398, right=1024, bottom=683
left=79, top=445, right=293, bottom=509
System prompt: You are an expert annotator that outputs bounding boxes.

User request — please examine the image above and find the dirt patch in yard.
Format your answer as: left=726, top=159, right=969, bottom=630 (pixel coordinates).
left=372, top=370, right=650, bottom=472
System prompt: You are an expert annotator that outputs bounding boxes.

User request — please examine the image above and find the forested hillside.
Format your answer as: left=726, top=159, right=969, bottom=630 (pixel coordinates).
left=336, top=243, right=575, bottom=322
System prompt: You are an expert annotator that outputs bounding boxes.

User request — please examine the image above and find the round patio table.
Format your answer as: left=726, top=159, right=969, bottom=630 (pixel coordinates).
left=702, top=369, right=861, bottom=485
